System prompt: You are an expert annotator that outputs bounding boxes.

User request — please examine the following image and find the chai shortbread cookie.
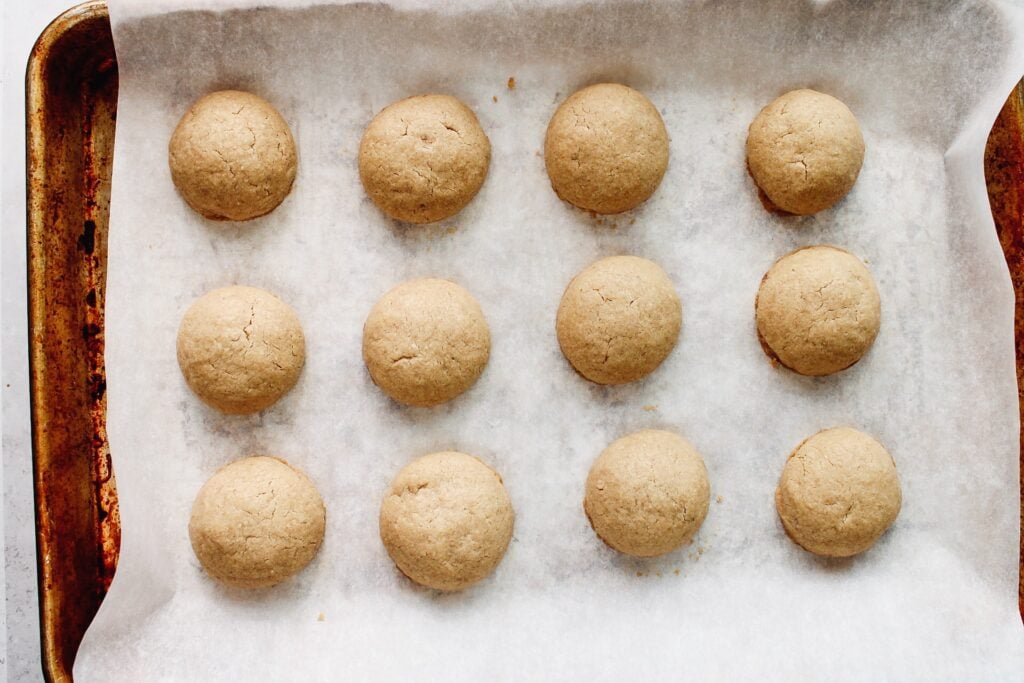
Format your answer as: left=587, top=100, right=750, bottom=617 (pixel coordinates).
left=776, top=427, right=901, bottom=558
left=379, top=451, right=514, bottom=591
left=189, top=456, right=325, bottom=588
left=746, top=89, right=864, bottom=215
left=362, top=278, right=490, bottom=406
left=756, top=245, right=880, bottom=376
left=585, top=430, right=710, bottom=557
left=359, top=94, right=490, bottom=223
left=169, top=90, right=297, bottom=221
left=177, top=285, right=305, bottom=414
left=545, top=83, right=669, bottom=214
left=557, top=255, right=681, bottom=384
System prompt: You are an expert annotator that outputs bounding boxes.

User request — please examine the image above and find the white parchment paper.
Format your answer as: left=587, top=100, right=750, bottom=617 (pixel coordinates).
left=77, top=0, right=1024, bottom=679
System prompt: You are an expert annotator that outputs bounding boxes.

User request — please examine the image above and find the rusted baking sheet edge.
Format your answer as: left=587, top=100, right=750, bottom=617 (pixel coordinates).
left=985, top=79, right=1024, bottom=620
left=27, top=1, right=118, bottom=681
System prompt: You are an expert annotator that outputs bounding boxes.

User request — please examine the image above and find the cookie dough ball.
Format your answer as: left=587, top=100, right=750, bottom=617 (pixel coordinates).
left=362, top=278, right=490, bottom=406
left=380, top=451, right=514, bottom=591
left=776, top=428, right=901, bottom=557
left=189, top=456, right=326, bottom=588
left=556, top=255, right=681, bottom=385
left=169, top=90, right=297, bottom=221
left=358, top=94, right=491, bottom=224
left=177, top=285, right=305, bottom=414
left=585, top=430, right=710, bottom=557
left=756, top=245, right=880, bottom=376
left=544, top=83, right=669, bottom=214
left=746, top=89, right=864, bottom=215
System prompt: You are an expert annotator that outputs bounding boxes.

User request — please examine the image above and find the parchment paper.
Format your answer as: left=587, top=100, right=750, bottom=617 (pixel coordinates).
left=76, top=0, right=1024, bottom=679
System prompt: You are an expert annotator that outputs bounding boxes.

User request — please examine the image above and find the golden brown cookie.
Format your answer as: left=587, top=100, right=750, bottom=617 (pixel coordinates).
left=585, top=430, right=710, bottom=557
left=556, top=255, right=681, bottom=385
left=362, top=278, right=490, bottom=406
left=776, top=428, right=901, bottom=558
left=379, top=451, right=514, bottom=591
left=358, top=94, right=491, bottom=224
left=544, top=83, right=669, bottom=214
left=755, top=245, right=880, bottom=376
left=169, top=90, right=297, bottom=221
left=177, top=285, right=305, bottom=414
left=746, top=89, right=864, bottom=215
left=189, top=456, right=325, bottom=588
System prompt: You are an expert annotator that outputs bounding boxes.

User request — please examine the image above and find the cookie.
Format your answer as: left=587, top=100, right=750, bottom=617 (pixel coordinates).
left=189, top=456, right=325, bottom=588
left=362, top=278, right=490, bottom=406
left=544, top=83, right=669, bottom=214
left=379, top=451, right=514, bottom=591
left=585, top=430, right=710, bottom=557
left=755, top=245, right=880, bottom=376
left=358, top=94, right=490, bottom=224
left=169, top=90, right=297, bottom=221
left=177, top=285, right=305, bottom=414
left=556, top=255, right=681, bottom=384
left=746, top=89, right=864, bottom=215
left=776, top=427, right=901, bottom=558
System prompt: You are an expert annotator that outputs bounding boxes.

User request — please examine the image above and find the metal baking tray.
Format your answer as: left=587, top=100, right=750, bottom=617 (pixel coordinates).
left=27, top=2, right=118, bottom=680
left=25, top=1, right=1024, bottom=679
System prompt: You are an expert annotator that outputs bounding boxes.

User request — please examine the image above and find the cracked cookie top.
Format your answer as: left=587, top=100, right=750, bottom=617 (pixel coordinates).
left=169, top=90, right=297, bottom=221
left=362, top=278, right=490, bottom=407
left=775, top=427, right=901, bottom=558
left=584, top=430, right=710, bottom=558
left=746, top=88, right=864, bottom=215
left=556, top=255, right=682, bottom=385
left=358, top=94, right=491, bottom=224
left=177, top=285, right=305, bottom=414
left=379, top=451, right=514, bottom=592
left=755, top=245, right=880, bottom=377
left=189, top=456, right=326, bottom=589
left=544, top=83, right=669, bottom=215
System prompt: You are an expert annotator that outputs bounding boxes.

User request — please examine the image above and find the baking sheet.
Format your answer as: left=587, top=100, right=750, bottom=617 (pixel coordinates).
left=77, top=0, right=1024, bottom=679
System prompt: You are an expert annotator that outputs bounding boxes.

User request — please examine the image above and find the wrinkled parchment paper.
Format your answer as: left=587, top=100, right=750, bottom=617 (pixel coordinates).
left=77, top=0, right=1024, bottom=679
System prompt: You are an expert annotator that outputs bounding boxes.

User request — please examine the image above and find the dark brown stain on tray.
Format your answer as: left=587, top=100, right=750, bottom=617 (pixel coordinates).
left=78, top=219, right=96, bottom=254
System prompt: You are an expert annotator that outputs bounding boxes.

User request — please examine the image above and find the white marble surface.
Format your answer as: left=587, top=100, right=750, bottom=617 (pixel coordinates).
left=2, top=1, right=85, bottom=680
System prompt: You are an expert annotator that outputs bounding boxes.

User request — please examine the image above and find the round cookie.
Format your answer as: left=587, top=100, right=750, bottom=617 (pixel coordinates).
left=189, top=456, right=326, bottom=588
left=545, top=83, right=669, bottom=214
left=358, top=94, right=491, bottom=224
left=776, top=427, right=901, bottom=558
left=755, top=245, right=880, bottom=376
left=585, top=430, right=710, bottom=557
left=379, top=451, right=514, bottom=591
left=169, top=90, right=297, bottom=221
left=362, top=278, right=490, bottom=406
left=746, top=89, right=865, bottom=215
left=556, top=255, right=681, bottom=385
left=177, top=285, right=305, bottom=414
